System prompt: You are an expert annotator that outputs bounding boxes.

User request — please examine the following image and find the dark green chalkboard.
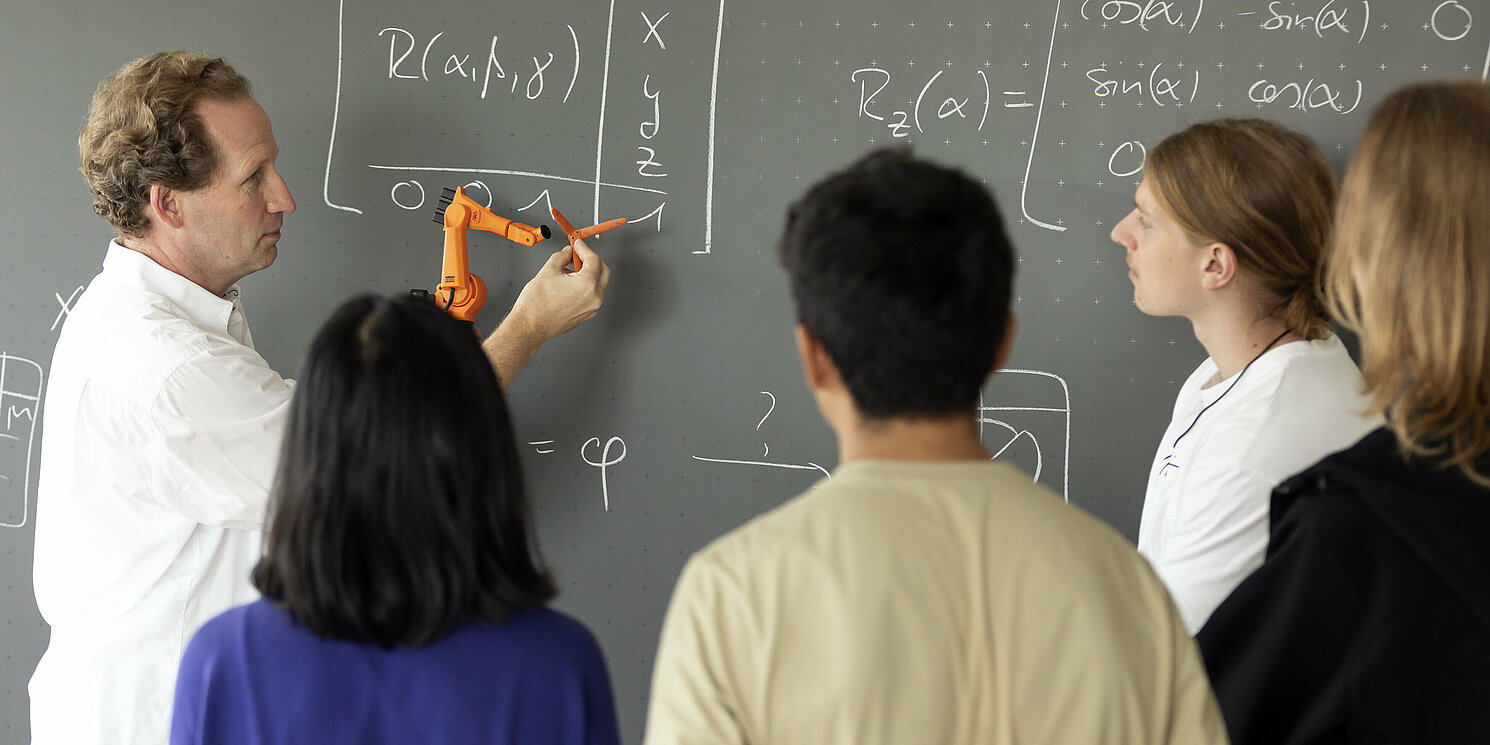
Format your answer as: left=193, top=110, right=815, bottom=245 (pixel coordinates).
left=3, top=0, right=1486, bottom=741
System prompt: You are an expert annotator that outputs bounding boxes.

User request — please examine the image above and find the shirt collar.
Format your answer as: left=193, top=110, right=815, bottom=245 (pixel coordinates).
left=102, top=240, right=242, bottom=334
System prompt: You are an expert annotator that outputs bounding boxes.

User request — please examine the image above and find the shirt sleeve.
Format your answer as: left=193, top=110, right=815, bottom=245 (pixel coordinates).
left=1163, top=620, right=1233, bottom=745
left=643, top=553, right=752, bottom=745
left=1196, top=493, right=1362, bottom=745
left=1148, top=455, right=1276, bottom=632
left=148, top=342, right=295, bottom=529
left=1130, top=560, right=1232, bottom=745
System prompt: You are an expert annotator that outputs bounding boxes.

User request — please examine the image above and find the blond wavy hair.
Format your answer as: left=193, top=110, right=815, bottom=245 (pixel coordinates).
left=1146, top=118, right=1336, bottom=340
left=79, top=51, right=251, bottom=238
left=1324, top=80, right=1490, bottom=486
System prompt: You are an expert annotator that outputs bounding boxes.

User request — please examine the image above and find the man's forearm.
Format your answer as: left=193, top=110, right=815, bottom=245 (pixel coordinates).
left=483, top=316, right=542, bottom=392
left=482, top=238, right=609, bottom=390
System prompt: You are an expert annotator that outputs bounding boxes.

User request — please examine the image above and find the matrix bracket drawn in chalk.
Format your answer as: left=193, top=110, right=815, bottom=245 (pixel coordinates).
left=980, top=368, right=1071, bottom=502
left=1018, top=0, right=1071, bottom=232
left=321, top=0, right=724, bottom=252
left=1, top=353, right=44, bottom=529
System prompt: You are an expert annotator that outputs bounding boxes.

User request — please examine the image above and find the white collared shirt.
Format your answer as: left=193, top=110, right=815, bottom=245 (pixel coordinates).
left=30, top=242, right=294, bottom=745
left=1138, top=336, right=1379, bottom=633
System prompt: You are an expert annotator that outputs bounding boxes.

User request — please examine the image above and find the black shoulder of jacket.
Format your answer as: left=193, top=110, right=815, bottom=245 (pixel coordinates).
left=1271, top=427, right=1395, bottom=520
left=1268, top=425, right=1490, bottom=634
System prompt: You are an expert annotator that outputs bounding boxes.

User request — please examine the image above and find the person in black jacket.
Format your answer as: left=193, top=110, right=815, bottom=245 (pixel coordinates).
left=1197, top=79, right=1490, bottom=744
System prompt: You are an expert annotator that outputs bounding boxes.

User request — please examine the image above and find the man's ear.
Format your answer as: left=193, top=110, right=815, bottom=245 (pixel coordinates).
left=1200, top=241, right=1240, bottom=291
left=794, top=324, right=838, bottom=392
left=991, top=314, right=1018, bottom=372
left=148, top=184, right=186, bottom=231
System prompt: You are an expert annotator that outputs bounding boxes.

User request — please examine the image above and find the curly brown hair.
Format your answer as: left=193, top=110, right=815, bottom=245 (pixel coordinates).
left=79, top=51, right=251, bottom=238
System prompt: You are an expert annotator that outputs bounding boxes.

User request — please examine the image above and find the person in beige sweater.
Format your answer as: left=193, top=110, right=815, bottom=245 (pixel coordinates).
left=642, top=149, right=1227, bottom=745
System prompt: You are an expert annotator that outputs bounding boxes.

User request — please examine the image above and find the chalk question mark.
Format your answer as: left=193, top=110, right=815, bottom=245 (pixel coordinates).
left=756, top=391, right=776, bottom=457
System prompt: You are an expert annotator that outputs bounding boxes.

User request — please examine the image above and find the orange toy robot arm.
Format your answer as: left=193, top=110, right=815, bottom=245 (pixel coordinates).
left=430, top=187, right=550, bottom=323
left=550, top=207, right=627, bottom=271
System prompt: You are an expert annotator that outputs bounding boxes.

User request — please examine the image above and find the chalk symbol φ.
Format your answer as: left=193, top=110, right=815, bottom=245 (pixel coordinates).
left=582, top=436, right=627, bottom=512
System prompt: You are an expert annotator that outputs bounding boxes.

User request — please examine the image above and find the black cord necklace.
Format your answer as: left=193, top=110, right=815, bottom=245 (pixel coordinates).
left=1168, top=328, right=1292, bottom=450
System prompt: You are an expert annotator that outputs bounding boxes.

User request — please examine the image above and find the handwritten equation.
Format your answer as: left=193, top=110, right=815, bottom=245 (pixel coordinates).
left=324, top=0, right=725, bottom=254
left=528, top=435, right=629, bottom=512
left=810, top=0, right=1490, bottom=234
left=376, top=24, right=581, bottom=103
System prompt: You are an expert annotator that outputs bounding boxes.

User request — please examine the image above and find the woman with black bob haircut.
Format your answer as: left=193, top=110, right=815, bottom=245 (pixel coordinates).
left=170, top=294, right=620, bottom=745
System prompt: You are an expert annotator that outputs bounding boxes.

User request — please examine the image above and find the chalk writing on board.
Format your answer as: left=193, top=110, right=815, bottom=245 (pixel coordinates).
left=1022, top=0, right=1070, bottom=232
left=364, top=0, right=671, bottom=216
left=1426, top=1, right=1490, bottom=79
left=525, top=436, right=628, bottom=511
left=375, top=26, right=577, bottom=103
left=1430, top=1, right=1471, bottom=42
left=636, top=77, right=668, bottom=177
left=388, top=179, right=504, bottom=212
left=518, top=189, right=555, bottom=216
left=1244, top=0, right=1370, bottom=42
left=390, top=180, right=424, bottom=211
left=369, top=167, right=665, bottom=208
left=51, top=286, right=84, bottom=332
left=1085, top=63, right=1200, bottom=107
left=1247, top=77, right=1364, bottom=113
left=1, top=353, right=43, bottom=529
left=852, top=67, right=994, bottom=140
left=583, top=435, right=628, bottom=512
left=980, top=369, right=1071, bottom=502
left=701, top=0, right=725, bottom=255
left=1419, top=0, right=1490, bottom=79
left=324, top=0, right=360, bottom=214
left=693, top=390, right=832, bottom=480
left=1080, top=0, right=1206, bottom=32
left=627, top=9, right=675, bottom=246
left=846, top=14, right=1072, bottom=234
left=631, top=202, right=665, bottom=231
left=592, top=0, right=617, bottom=222
left=641, top=11, right=669, bottom=49
left=324, top=0, right=724, bottom=254
left=1108, top=140, right=1147, bottom=177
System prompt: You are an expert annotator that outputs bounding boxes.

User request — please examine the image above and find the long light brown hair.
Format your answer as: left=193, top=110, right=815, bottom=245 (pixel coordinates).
left=79, top=52, right=251, bottom=238
left=1324, top=80, right=1490, bottom=486
left=1147, top=118, right=1336, bottom=340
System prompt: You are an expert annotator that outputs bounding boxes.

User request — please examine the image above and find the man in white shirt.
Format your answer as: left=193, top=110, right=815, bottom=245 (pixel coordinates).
left=29, top=51, right=609, bottom=745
